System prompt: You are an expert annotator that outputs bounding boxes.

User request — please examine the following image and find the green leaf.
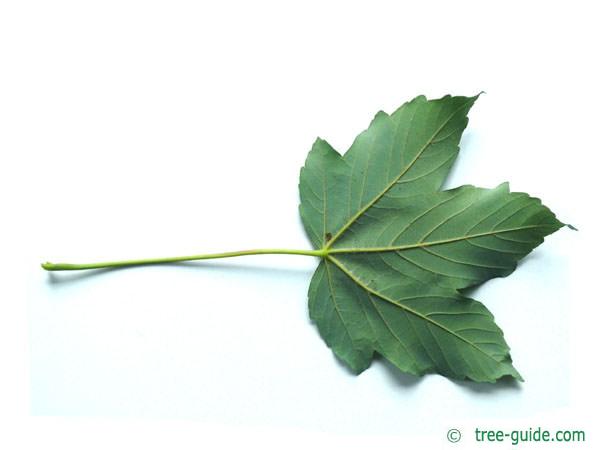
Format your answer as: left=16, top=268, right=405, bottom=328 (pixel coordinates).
left=300, top=94, right=565, bottom=382
left=42, top=92, right=567, bottom=385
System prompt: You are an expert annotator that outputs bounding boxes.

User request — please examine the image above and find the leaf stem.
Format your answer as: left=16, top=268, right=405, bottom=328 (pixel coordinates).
left=42, top=248, right=326, bottom=271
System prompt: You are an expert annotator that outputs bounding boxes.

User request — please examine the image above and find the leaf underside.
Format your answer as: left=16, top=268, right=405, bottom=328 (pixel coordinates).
left=299, top=94, right=564, bottom=383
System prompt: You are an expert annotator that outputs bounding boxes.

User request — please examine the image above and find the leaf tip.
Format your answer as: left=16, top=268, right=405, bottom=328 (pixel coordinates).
left=556, top=218, right=577, bottom=231
left=465, top=91, right=485, bottom=107
left=510, top=368, right=525, bottom=383
left=496, top=181, right=510, bottom=192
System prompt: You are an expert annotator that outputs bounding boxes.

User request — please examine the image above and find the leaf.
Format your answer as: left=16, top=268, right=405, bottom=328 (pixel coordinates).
left=299, top=94, right=565, bottom=382
left=41, top=93, right=567, bottom=385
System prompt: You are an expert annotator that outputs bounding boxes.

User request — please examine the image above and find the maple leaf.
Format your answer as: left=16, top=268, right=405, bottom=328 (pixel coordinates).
left=43, top=94, right=567, bottom=384
left=299, top=94, right=565, bottom=382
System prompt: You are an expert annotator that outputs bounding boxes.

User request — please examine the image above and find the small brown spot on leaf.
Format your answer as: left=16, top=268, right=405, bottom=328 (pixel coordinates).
left=325, top=232, right=332, bottom=242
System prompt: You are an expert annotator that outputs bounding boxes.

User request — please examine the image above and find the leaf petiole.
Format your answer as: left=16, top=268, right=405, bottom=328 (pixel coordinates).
left=41, top=248, right=327, bottom=271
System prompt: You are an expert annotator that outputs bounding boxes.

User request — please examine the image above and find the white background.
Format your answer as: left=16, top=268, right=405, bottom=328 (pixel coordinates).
left=1, top=1, right=598, bottom=448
